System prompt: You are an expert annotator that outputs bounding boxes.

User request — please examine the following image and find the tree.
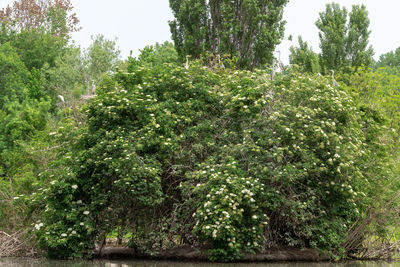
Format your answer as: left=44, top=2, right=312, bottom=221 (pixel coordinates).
left=289, top=36, right=320, bottom=73
left=11, top=28, right=67, bottom=70
left=0, top=0, right=79, bottom=39
left=0, top=0, right=80, bottom=70
left=376, top=47, right=400, bottom=68
left=43, top=46, right=86, bottom=102
left=316, top=3, right=347, bottom=72
left=375, top=47, right=400, bottom=76
left=137, top=41, right=180, bottom=67
left=316, top=3, right=373, bottom=73
left=346, top=5, right=374, bottom=68
left=169, top=0, right=289, bottom=70
left=85, top=35, right=120, bottom=88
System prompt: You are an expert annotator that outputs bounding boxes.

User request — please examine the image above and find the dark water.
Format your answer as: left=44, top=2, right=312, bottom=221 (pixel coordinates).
left=0, top=258, right=399, bottom=267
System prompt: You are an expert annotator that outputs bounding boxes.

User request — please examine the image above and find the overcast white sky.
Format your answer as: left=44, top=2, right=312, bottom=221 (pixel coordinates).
left=0, top=0, right=399, bottom=64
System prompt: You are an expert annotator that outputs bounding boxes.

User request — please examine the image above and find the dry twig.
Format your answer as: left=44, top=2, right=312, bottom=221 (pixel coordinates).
left=0, top=230, right=36, bottom=257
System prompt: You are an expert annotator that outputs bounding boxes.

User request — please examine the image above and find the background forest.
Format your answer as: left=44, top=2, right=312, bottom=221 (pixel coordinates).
left=1, top=0, right=400, bottom=262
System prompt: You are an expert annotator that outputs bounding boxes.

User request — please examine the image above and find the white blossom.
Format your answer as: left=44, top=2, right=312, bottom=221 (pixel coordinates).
left=34, top=223, right=43, bottom=230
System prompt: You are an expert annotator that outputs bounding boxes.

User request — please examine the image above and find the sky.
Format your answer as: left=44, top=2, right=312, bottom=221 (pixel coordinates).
left=0, top=0, right=399, bottom=64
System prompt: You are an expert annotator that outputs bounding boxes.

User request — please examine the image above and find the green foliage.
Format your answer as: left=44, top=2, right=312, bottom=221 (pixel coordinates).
left=27, top=68, right=46, bottom=100
left=316, top=3, right=348, bottom=72
left=0, top=95, right=55, bottom=232
left=376, top=47, right=400, bottom=68
left=316, top=3, right=373, bottom=73
left=85, top=34, right=120, bottom=85
left=0, top=43, right=29, bottom=108
left=335, top=67, right=400, bottom=254
left=41, top=35, right=120, bottom=105
left=29, top=59, right=393, bottom=260
left=346, top=5, right=374, bottom=68
left=7, top=115, right=89, bottom=256
left=191, top=157, right=267, bottom=261
left=344, top=67, right=400, bottom=141
left=0, top=2, right=395, bottom=260
left=43, top=46, right=86, bottom=101
left=0, top=2, right=396, bottom=261
left=375, top=47, right=400, bottom=76
left=289, top=36, right=320, bottom=73
left=136, top=41, right=179, bottom=67
left=10, top=28, right=67, bottom=70
left=0, top=99, right=52, bottom=177
left=169, top=0, right=288, bottom=70
left=0, top=0, right=79, bottom=71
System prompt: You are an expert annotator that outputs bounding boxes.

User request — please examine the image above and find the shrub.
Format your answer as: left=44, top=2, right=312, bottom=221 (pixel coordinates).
left=32, top=61, right=392, bottom=260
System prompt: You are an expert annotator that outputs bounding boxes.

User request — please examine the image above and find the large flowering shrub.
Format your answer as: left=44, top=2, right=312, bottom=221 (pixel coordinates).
left=30, top=61, right=391, bottom=260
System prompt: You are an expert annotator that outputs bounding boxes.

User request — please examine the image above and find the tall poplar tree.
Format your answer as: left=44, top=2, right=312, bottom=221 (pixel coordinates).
left=169, top=0, right=289, bottom=70
left=316, top=3, right=373, bottom=73
left=346, top=5, right=373, bottom=68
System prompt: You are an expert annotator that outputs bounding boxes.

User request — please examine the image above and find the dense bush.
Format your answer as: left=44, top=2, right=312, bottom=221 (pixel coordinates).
left=27, top=59, right=394, bottom=260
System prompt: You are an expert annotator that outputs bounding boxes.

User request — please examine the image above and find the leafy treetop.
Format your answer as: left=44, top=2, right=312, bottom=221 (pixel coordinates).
left=0, top=0, right=79, bottom=38
left=316, top=3, right=373, bottom=73
left=169, top=0, right=288, bottom=70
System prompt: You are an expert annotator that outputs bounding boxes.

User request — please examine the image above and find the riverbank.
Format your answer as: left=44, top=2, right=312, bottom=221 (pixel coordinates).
left=2, top=229, right=397, bottom=263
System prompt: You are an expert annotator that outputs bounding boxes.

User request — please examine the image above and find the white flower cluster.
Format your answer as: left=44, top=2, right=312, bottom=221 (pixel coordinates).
left=34, top=222, right=43, bottom=230
left=193, top=165, right=269, bottom=250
